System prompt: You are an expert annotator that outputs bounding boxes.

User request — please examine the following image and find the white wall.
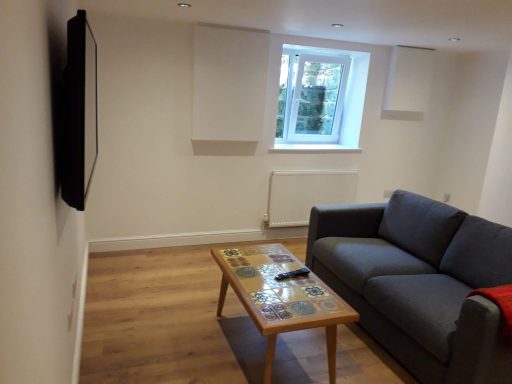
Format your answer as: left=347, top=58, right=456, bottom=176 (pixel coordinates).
left=0, top=1, right=88, bottom=383
left=478, top=52, right=512, bottom=226
left=84, top=13, right=461, bottom=249
left=358, top=51, right=459, bottom=202
left=434, top=51, right=509, bottom=212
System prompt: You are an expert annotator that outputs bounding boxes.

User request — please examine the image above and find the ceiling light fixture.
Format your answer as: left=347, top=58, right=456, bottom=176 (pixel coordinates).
left=177, top=2, right=192, bottom=8
left=331, top=23, right=344, bottom=28
left=448, top=37, right=461, bottom=42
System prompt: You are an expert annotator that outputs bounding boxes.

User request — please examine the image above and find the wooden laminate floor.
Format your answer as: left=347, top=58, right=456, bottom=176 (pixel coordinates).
left=80, top=238, right=417, bottom=384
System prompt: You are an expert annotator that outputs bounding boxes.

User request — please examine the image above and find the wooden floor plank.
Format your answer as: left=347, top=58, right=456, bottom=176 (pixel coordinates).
left=80, top=238, right=417, bottom=383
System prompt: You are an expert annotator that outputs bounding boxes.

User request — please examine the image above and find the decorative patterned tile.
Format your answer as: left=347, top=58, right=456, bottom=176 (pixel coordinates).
left=279, top=311, right=292, bottom=319
left=235, top=267, right=257, bottom=279
left=241, top=247, right=266, bottom=256
left=301, top=285, right=329, bottom=298
left=261, top=305, right=279, bottom=321
left=314, top=298, right=343, bottom=313
left=289, top=301, right=316, bottom=316
left=293, top=277, right=317, bottom=286
left=260, top=304, right=293, bottom=321
left=226, top=256, right=250, bottom=268
left=249, top=290, right=282, bottom=305
left=258, top=244, right=287, bottom=254
left=239, top=277, right=268, bottom=292
left=257, top=264, right=283, bottom=277
left=280, top=262, right=303, bottom=271
left=273, top=287, right=309, bottom=302
left=243, top=254, right=272, bottom=266
left=220, top=249, right=242, bottom=257
left=269, top=254, right=294, bottom=263
left=264, top=276, right=292, bottom=288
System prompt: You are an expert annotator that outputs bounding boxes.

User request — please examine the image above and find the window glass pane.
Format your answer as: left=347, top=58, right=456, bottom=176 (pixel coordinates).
left=275, top=54, right=289, bottom=138
left=295, top=61, right=343, bottom=135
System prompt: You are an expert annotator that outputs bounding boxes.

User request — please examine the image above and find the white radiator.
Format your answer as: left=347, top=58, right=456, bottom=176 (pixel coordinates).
left=267, top=170, right=359, bottom=228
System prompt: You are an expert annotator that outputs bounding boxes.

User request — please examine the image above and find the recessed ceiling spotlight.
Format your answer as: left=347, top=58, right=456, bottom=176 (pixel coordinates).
left=177, top=2, right=192, bottom=8
left=448, top=37, right=461, bottom=42
left=331, top=23, right=344, bottom=28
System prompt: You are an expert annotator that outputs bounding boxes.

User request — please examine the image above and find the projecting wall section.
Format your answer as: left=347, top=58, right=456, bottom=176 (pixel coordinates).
left=192, top=24, right=270, bottom=142
left=478, top=52, right=512, bottom=227
left=433, top=51, right=508, bottom=213
left=382, top=46, right=435, bottom=120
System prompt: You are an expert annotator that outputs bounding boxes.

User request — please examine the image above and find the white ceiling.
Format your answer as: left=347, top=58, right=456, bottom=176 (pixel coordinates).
left=78, top=0, right=512, bottom=52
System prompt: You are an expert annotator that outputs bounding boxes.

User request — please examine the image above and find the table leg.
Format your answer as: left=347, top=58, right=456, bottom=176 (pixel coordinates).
left=263, top=333, right=277, bottom=384
left=216, top=274, right=229, bottom=318
left=326, top=325, right=337, bottom=384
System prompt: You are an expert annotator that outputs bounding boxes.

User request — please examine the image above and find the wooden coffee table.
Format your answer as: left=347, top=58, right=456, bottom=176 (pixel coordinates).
left=211, top=243, right=359, bottom=384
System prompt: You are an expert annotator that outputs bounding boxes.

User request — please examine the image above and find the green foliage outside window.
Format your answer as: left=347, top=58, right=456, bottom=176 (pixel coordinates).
left=276, top=59, right=342, bottom=138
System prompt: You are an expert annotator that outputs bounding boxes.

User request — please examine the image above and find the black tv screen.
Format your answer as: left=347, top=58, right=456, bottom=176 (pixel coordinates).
left=62, top=10, right=98, bottom=211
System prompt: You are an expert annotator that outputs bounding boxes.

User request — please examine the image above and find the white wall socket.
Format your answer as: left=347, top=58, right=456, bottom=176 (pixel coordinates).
left=443, top=193, right=451, bottom=203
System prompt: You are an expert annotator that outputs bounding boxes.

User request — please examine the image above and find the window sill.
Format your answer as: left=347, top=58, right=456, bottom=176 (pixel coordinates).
left=269, top=143, right=362, bottom=154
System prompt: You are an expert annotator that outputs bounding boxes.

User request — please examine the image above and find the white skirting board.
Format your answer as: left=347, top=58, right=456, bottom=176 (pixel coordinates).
left=267, top=170, right=359, bottom=228
left=71, top=242, right=90, bottom=384
left=88, top=227, right=309, bottom=253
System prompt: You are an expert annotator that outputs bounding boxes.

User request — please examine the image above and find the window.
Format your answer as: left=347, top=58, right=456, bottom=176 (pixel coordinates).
left=274, top=45, right=369, bottom=148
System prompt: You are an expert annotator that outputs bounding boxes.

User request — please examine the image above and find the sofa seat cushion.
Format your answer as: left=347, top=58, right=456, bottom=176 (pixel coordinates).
left=312, top=237, right=437, bottom=294
left=364, top=274, right=472, bottom=363
left=378, top=190, right=467, bottom=267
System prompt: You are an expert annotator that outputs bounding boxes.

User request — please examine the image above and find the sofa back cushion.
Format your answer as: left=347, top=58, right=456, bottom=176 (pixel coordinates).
left=440, top=215, right=512, bottom=288
left=378, top=190, right=467, bottom=267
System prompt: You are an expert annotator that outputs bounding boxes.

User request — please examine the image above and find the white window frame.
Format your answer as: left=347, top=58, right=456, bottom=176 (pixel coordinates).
left=277, top=48, right=352, bottom=145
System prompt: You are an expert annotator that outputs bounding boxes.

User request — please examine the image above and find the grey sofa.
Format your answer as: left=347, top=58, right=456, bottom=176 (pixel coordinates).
left=306, top=190, right=512, bottom=384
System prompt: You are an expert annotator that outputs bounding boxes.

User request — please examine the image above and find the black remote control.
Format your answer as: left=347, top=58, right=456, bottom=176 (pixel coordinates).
left=275, top=267, right=310, bottom=280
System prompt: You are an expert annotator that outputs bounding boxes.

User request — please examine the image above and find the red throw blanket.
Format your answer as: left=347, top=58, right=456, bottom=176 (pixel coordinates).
left=468, top=285, right=512, bottom=337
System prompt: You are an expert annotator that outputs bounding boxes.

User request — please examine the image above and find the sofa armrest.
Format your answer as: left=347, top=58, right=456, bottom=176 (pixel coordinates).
left=447, top=295, right=512, bottom=384
left=305, top=203, right=386, bottom=268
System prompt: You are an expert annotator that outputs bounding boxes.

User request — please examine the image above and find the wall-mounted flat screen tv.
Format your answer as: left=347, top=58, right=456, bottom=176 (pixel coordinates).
left=62, top=9, right=98, bottom=211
